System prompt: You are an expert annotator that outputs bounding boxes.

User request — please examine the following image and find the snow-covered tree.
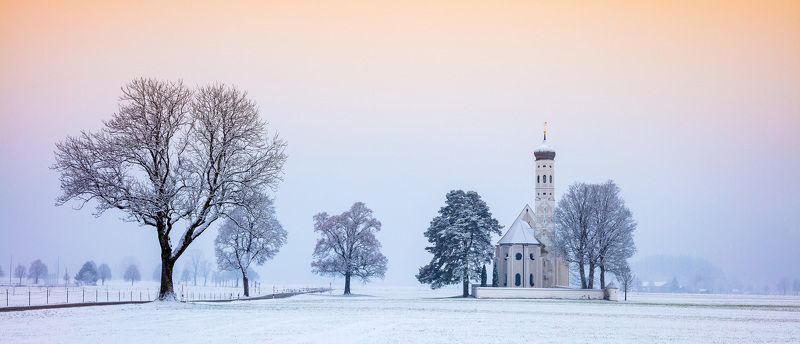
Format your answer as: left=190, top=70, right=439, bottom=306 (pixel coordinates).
left=124, top=264, right=141, bottom=285
left=180, top=266, right=192, bottom=284
left=98, top=263, right=112, bottom=285
left=215, top=193, right=286, bottom=297
left=417, top=190, right=502, bottom=297
left=53, top=78, right=287, bottom=300
left=553, top=183, right=595, bottom=289
left=28, top=259, right=48, bottom=284
left=199, top=260, right=212, bottom=286
left=14, top=264, right=26, bottom=285
left=794, top=278, right=800, bottom=296
left=75, top=261, right=98, bottom=285
left=590, top=181, right=637, bottom=289
left=491, top=261, right=499, bottom=287
left=186, top=250, right=206, bottom=286
left=311, top=202, right=387, bottom=295
left=613, top=261, right=635, bottom=301
left=63, top=269, right=70, bottom=286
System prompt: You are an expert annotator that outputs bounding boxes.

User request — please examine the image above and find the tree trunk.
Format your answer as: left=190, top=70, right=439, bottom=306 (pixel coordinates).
left=157, top=228, right=177, bottom=301
left=588, top=262, right=596, bottom=289
left=599, top=257, right=606, bottom=289
left=462, top=278, right=470, bottom=297
left=242, top=270, right=249, bottom=297
left=578, top=259, right=587, bottom=289
left=344, top=272, right=351, bottom=295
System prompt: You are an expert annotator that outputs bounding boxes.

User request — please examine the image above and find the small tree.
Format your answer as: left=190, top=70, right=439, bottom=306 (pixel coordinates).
left=98, top=264, right=112, bottom=285
left=417, top=190, right=502, bottom=297
left=0, top=265, right=4, bottom=279
left=28, top=259, right=48, bottom=284
left=13, top=264, right=26, bottom=285
left=75, top=261, right=98, bottom=285
left=180, top=266, right=191, bottom=284
left=63, top=269, right=70, bottom=286
left=480, top=265, right=487, bottom=287
left=613, top=262, right=635, bottom=301
left=491, top=261, right=499, bottom=287
left=124, top=265, right=141, bottom=285
left=216, top=193, right=287, bottom=297
left=200, top=260, right=212, bottom=286
left=793, top=278, right=800, bottom=296
left=311, top=202, right=388, bottom=295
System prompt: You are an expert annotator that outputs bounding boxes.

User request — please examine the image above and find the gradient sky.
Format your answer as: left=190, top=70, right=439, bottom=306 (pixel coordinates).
left=1, top=0, right=799, bottom=287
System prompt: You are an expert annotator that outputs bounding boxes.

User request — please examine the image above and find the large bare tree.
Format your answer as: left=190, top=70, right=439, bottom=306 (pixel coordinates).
left=590, top=181, right=637, bottom=288
left=553, top=183, right=595, bottom=288
left=311, top=202, right=388, bottom=295
left=215, top=193, right=286, bottom=297
left=53, top=78, right=287, bottom=300
left=554, top=181, right=637, bottom=289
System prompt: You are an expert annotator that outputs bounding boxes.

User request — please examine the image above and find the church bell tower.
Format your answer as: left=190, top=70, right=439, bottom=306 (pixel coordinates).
left=534, top=122, right=556, bottom=240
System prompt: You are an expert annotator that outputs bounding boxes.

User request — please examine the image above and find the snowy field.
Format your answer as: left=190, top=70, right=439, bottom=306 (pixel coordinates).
left=1, top=286, right=798, bottom=343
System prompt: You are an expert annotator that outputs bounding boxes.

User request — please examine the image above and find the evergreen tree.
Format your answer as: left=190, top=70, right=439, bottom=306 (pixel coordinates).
left=74, top=261, right=98, bottom=285
left=417, top=190, right=502, bottom=297
left=491, top=261, right=499, bottom=287
left=480, top=265, right=487, bottom=287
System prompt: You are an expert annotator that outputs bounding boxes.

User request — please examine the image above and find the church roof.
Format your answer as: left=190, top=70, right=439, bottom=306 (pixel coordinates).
left=497, top=206, right=541, bottom=245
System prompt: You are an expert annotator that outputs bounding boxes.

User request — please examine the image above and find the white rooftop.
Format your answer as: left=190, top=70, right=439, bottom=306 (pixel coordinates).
left=497, top=213, right=541, bottom=245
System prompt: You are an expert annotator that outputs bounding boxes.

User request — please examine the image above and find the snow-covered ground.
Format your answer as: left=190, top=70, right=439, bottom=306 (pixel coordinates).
left=1, top=286, right=798, bottom=343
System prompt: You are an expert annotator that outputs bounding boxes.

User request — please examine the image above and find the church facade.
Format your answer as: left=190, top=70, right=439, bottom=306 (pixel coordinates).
left=494, top=124, right=570, bottom=288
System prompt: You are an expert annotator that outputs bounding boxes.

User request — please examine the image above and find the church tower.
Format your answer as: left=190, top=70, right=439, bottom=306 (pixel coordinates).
left=533, top=122, right=556, bottom=240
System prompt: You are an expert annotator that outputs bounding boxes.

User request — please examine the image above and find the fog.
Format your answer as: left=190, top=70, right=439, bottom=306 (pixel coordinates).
left=1, top=1, right=798, bottom=289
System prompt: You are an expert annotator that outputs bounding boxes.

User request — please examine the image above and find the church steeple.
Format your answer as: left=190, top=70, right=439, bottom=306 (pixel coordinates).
left=534, top=122, right=555, bottom=161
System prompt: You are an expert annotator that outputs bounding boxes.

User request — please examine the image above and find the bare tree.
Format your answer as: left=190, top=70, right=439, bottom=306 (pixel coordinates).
left=778, top=278, right=790, bottom=295
left=98, top=263, right=112, bottom=285
left=13, top=264, right=26, bottom=285
left=590, top=181, right=637, bottom=289
left=794, top=278, right=800, bottom=296
left=123, top=264, right=141, bottom=286
left=187, top=250, right=206, bottom=286
left=553, top=183, right=595, bottom=288
left=180, top=266, right=192, bottom=284
left=215, top=193, right=286, bottom=297
left=612, top=261, right=635, bottom=301
left=53, top=78, right=287, bottom=300
left=199, top=260, right=212, bottom=286
left=0, top=265, right=4, bottom=279
left=28, top=259, right=48, bottom=284
left=63, top=269, right=70, bottom=286
left=312, top=202, right=387, bottom=295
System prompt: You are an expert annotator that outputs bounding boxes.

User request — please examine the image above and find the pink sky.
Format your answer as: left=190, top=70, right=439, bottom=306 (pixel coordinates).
left=1, top=1, right=799, bottom=285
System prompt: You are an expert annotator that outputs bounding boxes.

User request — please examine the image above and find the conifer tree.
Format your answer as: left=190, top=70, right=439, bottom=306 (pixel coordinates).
left=417, top=190, right=502, bottom=297
left=491, top=261, right=499, bottom=287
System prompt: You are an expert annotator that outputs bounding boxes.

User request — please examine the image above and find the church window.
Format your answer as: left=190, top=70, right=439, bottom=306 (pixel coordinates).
left=549, top=175, right=553, bottom=183
left=515, top=274, right=521, bottom=287
left=530, top=274, right=534, bottom=287
left=537, top=176, right=540, bottom=183
left=515, top=253, right=522, bottom=260
left=530, top=253, right=535, bottom=260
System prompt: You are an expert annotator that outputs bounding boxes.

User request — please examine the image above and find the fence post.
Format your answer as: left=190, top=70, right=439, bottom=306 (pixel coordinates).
left=66, top=288, right=69, bottom=303
left=139, top=292, right=141, bottom=301
left=46, top=288, right=49, bottom=304
left=96, top=289, right=98, bottom=303
left=28, top=289, right=30, bottom=306
left=107, top=289, right=109, bottom=302
left=6, top=289, right=8, bottom=307
left=82, top=288, right=85, bottom=303
left=130, top=290, right=132, bottom=301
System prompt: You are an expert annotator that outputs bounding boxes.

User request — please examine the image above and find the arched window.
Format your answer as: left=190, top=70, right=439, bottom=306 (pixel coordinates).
left=530, top=274, right=534, bottom=287
left=537, top=175, right=540, bottom=183
left=549, top=175, right=553, bottom=183
left=529, top=253, right=535, bottom=260
left=515, top=253, right=522, bottom=260
left=515, top=273, right=521, bottom=287
left=504, top=275, right=507, bottom=286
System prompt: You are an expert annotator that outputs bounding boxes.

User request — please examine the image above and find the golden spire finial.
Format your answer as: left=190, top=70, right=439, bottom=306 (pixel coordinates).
left=543, top=121, right=548, bottom=141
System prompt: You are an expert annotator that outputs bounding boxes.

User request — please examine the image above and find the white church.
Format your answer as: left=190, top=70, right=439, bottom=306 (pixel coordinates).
left=475, top=124, right=617, bottom=300
left=493, top=123, right=570, bottom=289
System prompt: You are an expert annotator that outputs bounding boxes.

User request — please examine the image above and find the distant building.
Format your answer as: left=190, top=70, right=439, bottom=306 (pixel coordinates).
left=494, top=123, right=569, bottom=288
